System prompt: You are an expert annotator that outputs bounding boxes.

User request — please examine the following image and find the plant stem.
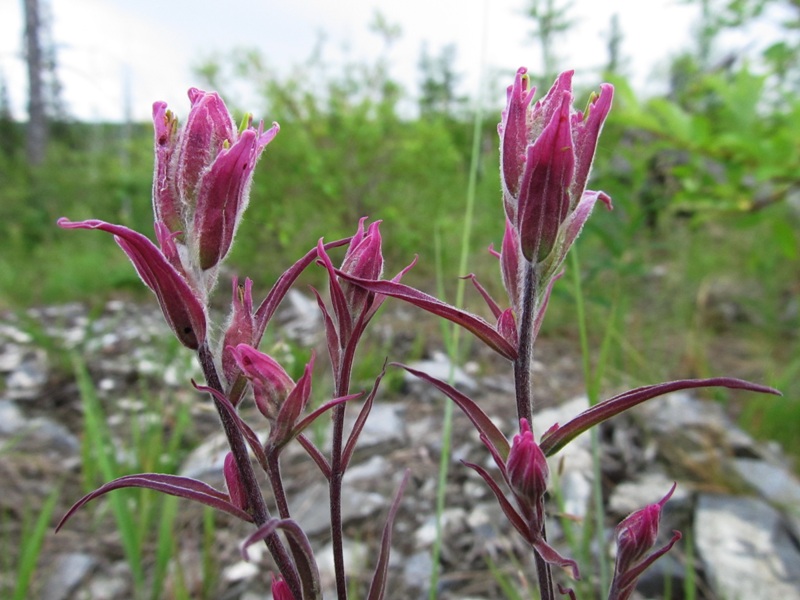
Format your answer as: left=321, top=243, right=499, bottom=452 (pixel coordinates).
left=197, top=343, right=301, bottom=599
left=534, top=543, right=555, bottom=600
left=514, top=260, right=539, bottom=424
left=330, top=338, right=357, bottom=599
left=515, top=261, right=556, bottom=597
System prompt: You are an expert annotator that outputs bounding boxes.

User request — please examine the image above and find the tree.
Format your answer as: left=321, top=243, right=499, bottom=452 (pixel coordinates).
left=417, top=43, right=464, bottom=118
left=22, top=0, right=47, bottom=166
left=525, top=0, right=575, bottom=83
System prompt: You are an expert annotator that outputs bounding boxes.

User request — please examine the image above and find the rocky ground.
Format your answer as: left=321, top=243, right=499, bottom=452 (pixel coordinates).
left=1, top=295, right=799, bottom=599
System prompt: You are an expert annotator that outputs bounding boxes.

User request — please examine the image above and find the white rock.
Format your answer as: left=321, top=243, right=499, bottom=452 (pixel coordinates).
left=695, top=494, right=800, bottom=599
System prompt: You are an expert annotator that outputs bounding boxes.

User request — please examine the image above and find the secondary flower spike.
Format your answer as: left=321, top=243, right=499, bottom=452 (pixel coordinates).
left=498, top=68, right=613, bottom=264
left=608, top=483, right=682, bottom=600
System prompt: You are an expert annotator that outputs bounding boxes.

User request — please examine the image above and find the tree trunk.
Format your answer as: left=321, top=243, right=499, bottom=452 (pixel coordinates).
left=23, top=0, right=47, bottom=166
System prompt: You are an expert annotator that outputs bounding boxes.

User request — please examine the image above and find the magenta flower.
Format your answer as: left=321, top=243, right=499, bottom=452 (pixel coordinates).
left=221, top=277, right=256, bottom=394
left=506, top=419, right=549, bottom=513
left=223, top=452, right=249, bottom=512
left=271, top=574, right=295, bottom=600
left=498, top=68, right=613, bottom=265
left=153, top=88, right=279, bottom=272
left=340, top=218, right=385, bottom=320
left=608, top=483, right=682, bottom=600
left=230, top=344, right=294, bottom=420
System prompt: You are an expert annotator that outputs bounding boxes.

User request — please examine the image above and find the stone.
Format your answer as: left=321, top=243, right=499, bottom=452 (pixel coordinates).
left=695, top=494, right=800, bottom=599
left=533, top=396, right=594, bottom=519
left=608, top=471, right=690, bottom=517
left=5, top=348, right=48, bottom=401
left=732, top=457, right=800, bottom=537
left=405, top=351, right=478, bottom=395
left=277, top=289, right=323, bottom=346
left=40, top=552, right=97, bottom=600
left=292, top=482, right=386, bottom=537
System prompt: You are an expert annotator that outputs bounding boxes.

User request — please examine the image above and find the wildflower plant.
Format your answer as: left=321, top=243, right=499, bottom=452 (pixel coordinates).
left=55, top=71, right=778, bottom=600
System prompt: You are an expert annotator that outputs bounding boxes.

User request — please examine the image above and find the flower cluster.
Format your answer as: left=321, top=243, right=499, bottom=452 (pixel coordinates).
left=54, top=71, right=779, bottom=600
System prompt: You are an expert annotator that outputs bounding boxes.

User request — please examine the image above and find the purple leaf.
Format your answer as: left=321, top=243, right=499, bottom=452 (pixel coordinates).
left=539, top=378, right=781, bottom=456
left=297, top=434, right=332, bottom=480
left=463, top=273, right=503, bottom=319
left=193, top=381, right=269, bottom=472
left=241, top=518, right=321, bottom=600
left=342, top=365, right=387, bottom=470
left=366, top=470, right=410, bottom=600
left=462, top=460, right=531, bottom=543
left=292, top=394, right=362, bottom=440
left=532, top=538, right=580, bottom=580
left=336, top=274, right=518, bottom=360
left=252, top=238, right=351, bottom=348
left=396, top=364, right=511, bottom=460
left=317, top=237, right=354, bottom=342
left=56, top=473, right=252, bottom=532
left=311, top=287, right=341, bottom=369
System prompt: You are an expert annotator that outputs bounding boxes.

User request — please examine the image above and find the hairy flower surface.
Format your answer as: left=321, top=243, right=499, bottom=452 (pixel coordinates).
left=506, top=419, right=549, bottom=509
left=499, top=68, right=613, bottom=265
left=153, top=88, right=279, bottom=273
left=608, top=483, right=682, bottom=600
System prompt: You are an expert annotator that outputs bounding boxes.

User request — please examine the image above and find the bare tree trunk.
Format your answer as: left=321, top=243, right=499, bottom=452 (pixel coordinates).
left=23, top=0, right=47, bottom=166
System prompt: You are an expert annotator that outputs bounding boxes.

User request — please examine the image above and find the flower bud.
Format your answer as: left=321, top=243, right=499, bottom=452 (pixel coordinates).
left=614, top=483, right=675, bottom=573
left=271, top=574, right=295, bottom=600
left=176, top=89, right=236, bottom=209
left=231, top=344, right=294, bottom=420
left=159, top=88, right=279, bottom=273
left=223, top=452, right=248, bottom=512
left=339, top=218, right=384, bottom=318
left=152, top=102, right=182, bottom=235
left=505, top=418, right=549, bottom=506
left=609, top=483, right=682, bottom=600
left=192, top=121, right=279, bottom=270
left=221, top=278, right=255, bottom=392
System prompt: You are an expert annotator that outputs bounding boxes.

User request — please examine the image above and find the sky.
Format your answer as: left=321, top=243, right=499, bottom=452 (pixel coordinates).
left=0, top=0, right=704, bottom=123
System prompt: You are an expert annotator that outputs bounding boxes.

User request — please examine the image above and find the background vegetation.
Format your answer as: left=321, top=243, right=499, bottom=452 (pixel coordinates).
left=1, top=0, right=798, bottom=463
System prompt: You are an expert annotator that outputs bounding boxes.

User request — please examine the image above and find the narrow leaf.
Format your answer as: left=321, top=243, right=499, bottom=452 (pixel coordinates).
left=540, top=378, right=781, bottom=456
left=253, top=237, right=351, bottom=348
left=397, top=364, right=511, bottom=460
left=366, top=470, right=410, bottom=600
left=278, top=392, right=362, bottom=453
left=336, top=273, right=518, bottom=360
left=463, top=460, right=531, bottom=543
left=57, top=474, right=252, bottom=532
left=297, top=434, right=331, bottom=480
left=193, top=381, right=269, bottom=472
left=342, top=365, right=387, bottom=470
left=311, top=286, right=341, bottom=367
left=532, top=538, right=580, bottom=580
left=463, top=273, right=503, bottom=319
left=242, top=518, right=322, bottom=600
left=316, top=238, right=353, bottom=341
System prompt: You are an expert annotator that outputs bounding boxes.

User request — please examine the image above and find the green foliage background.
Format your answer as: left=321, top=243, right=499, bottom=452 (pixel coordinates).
left=1, top=2, right=798, bottom=461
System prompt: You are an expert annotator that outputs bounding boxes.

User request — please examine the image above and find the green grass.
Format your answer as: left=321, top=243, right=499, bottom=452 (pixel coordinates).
left=2, top=486, right=61, bottom=600
left=74, top=355, right=195, bottom=599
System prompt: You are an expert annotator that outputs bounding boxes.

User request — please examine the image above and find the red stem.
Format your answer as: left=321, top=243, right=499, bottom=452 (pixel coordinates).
left=198, top=343, right=302, bottom=599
